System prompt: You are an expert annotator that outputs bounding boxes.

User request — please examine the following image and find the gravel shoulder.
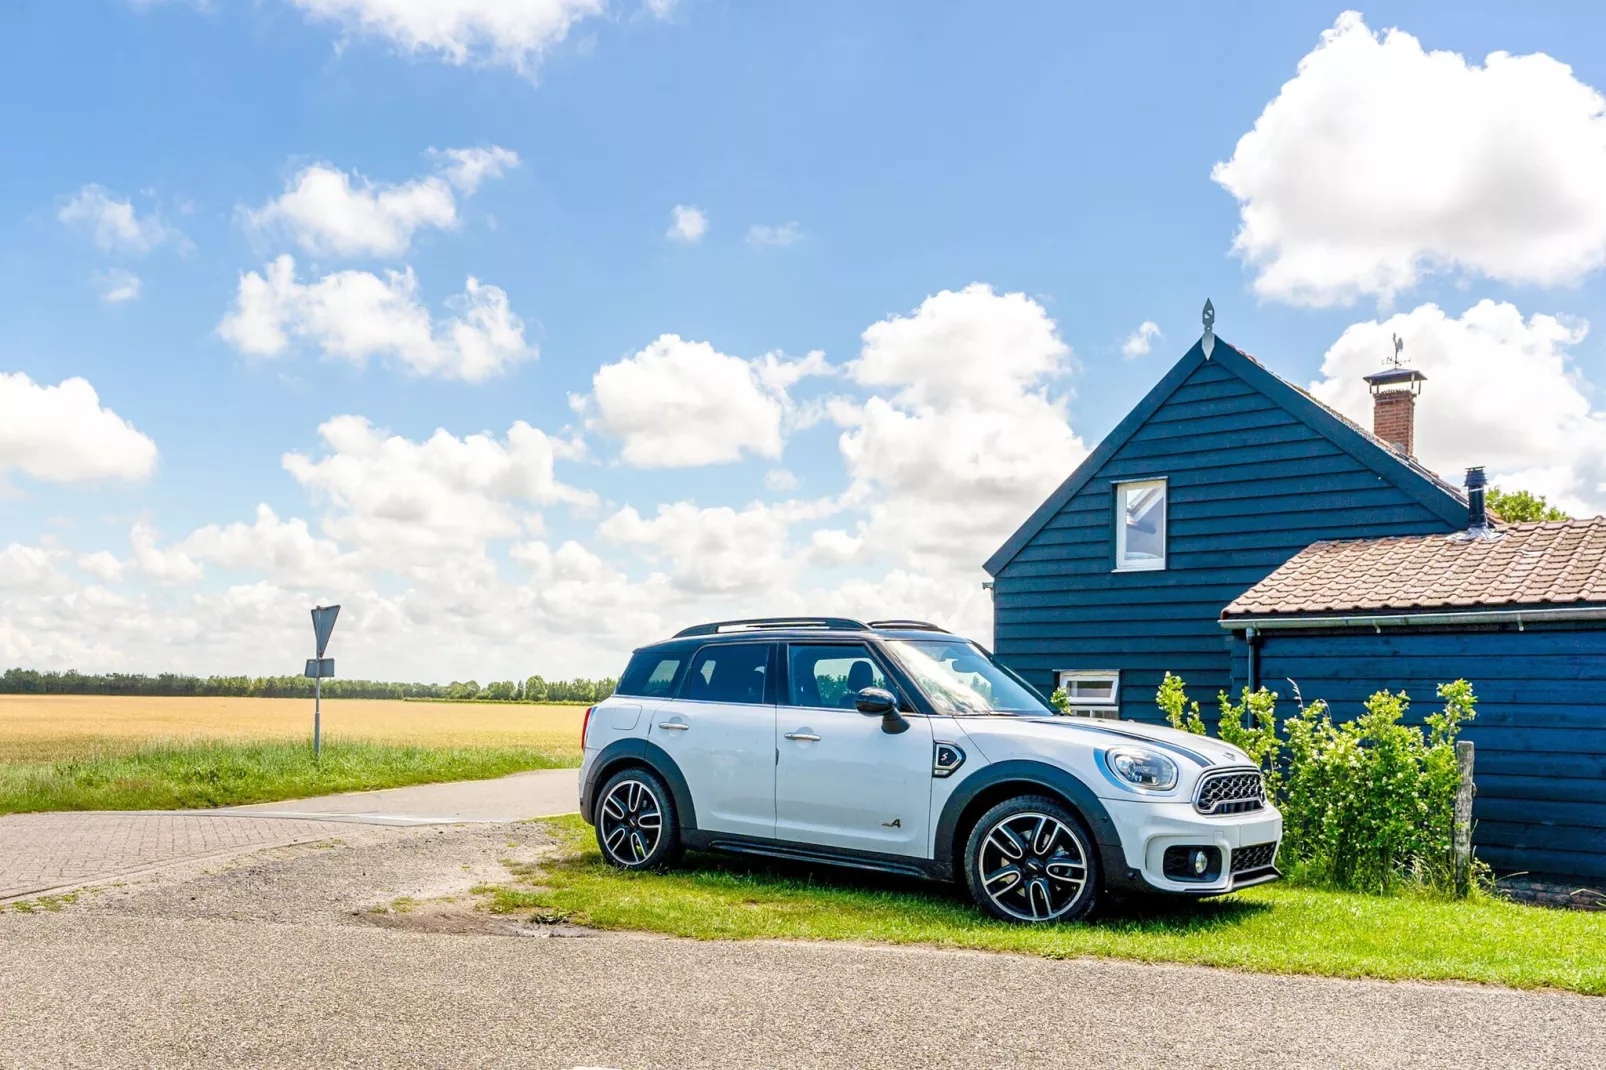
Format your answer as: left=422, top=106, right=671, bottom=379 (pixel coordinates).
left=1, top=822, right=1602, bottom=1070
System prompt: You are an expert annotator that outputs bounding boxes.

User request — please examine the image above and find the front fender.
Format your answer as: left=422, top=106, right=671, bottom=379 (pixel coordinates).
left=932, top=759, right=1133, bottom=886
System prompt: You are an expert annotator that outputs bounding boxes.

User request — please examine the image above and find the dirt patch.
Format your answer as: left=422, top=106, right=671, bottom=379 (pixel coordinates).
left=64, top=820, right=578, bottom=932
left=358, top=894, right=602, bottom=938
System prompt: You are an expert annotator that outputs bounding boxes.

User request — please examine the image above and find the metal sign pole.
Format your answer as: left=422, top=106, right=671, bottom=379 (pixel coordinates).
left=306, top=604, right=341, bottom=761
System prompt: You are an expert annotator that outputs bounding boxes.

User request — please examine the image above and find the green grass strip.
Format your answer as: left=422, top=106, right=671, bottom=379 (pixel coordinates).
left=500, top=815, right=1606, bottom=995
left=0, top=739, right=578, bottom=813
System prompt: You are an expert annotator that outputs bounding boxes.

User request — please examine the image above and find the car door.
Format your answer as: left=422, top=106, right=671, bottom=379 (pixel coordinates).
left=775, top=642, right=934, bottom=858
left=649, top=641, right=777, bottom=840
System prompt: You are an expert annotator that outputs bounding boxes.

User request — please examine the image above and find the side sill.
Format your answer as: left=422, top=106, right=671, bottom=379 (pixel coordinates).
left=682, top=830, right=942, bottom=881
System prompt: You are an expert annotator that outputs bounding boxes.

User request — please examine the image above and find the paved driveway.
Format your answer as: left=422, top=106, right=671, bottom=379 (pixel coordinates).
left=0, top=811, right=365, bottom=902
left=0, top=768, right=579, bottom=903
left=0, top=820, right=1600, bottom=1070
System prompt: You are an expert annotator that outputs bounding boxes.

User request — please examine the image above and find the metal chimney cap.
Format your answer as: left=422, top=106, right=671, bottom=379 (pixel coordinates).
left=1465, top=466, right=1487, bottom=491
left=1363, top=367, right=1427, bottom=387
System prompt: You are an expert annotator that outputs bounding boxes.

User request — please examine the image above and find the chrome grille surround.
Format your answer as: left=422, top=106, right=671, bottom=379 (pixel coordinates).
left=1193, top=768, right=1266, bottom=815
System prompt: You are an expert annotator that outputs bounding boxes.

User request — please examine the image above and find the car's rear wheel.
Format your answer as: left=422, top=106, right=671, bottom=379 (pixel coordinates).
left=595, top=766, right=682, bottom=870
left=963, top=795, right=1099, bottom=924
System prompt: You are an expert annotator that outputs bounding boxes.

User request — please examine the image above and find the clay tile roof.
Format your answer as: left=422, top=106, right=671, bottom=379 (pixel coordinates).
left=1222, top=518, right=1606, bottom=618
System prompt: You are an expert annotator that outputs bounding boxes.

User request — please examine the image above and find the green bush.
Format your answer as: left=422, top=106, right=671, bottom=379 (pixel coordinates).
left=1156, top=671, right=1480, bottom=896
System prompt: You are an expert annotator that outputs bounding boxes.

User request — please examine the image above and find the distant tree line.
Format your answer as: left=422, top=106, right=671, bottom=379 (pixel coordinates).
left=0, top=668, right=616, bottom=704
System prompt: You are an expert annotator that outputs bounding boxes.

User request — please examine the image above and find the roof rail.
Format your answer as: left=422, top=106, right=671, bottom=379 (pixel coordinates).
left=673, top=617, right=870, bottom=638
left=867, top=619, right=951, bottom=633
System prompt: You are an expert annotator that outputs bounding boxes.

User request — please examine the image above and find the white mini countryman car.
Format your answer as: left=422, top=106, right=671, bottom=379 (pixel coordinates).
left=578, top=618, right=1281, bottom=924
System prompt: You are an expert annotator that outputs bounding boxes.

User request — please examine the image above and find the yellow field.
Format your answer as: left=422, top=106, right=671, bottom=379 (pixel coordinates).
left=0, top=695, right=588, bottom=762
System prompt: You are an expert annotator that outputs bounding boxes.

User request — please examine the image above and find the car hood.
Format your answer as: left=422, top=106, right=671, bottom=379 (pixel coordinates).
left=956, top=715, right=1251, bottom=770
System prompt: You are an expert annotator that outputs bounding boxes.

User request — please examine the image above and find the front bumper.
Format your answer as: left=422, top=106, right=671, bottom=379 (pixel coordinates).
left=1099, top=798, right=1283, bottom=896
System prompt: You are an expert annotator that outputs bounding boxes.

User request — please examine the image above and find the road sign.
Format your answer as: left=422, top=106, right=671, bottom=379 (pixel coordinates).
left=308, top=604, right=341, bottom=760
left=311, top=605, right=340, bottom=658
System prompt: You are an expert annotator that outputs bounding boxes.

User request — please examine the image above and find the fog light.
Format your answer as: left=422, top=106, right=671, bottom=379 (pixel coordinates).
left=1192, top=850, right=1209, bottom=875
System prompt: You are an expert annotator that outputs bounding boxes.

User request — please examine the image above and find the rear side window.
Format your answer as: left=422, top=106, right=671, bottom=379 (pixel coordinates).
left=680, top=643, right=773, bottom=705
left=616, top=651, right=686, bottom=698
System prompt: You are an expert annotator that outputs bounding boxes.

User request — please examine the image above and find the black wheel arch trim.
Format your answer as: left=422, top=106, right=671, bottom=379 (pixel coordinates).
left=934, top=759, right=1132, bottom=887
left=581, top=738, right=698, bottom=832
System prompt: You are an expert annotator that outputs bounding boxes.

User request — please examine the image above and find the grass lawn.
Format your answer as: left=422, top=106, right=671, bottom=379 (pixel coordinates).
left=485, top=815, right=1606, bottom=996
left=0, top=695, right=588, bottom=813
left=0, top=739, right=577, bottom=813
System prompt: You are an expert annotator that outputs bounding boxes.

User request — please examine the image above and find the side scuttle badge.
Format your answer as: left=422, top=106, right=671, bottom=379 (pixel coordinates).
left=932, top=742, right=966, bottom=779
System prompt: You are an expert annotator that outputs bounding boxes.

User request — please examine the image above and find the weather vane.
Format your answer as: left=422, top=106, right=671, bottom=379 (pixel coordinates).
left=1390, top=333, right=1404, bottom=369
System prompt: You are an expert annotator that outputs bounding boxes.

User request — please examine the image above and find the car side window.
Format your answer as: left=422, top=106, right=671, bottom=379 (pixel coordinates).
left=679, top=643, right=773, bottom=705
left=615, top=651, right=686, bottom=698
left=787, top=644, right=891, bottom=709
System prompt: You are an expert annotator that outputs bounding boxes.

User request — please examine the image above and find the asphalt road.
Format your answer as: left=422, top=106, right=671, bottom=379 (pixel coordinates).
left=0, top=822, right=1600, bottom=1069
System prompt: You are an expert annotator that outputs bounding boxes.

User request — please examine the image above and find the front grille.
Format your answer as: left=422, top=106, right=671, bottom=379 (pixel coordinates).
left=1194, top=770, right=1266, bottom=815
left=1231, top=842, right=1278, bottom=874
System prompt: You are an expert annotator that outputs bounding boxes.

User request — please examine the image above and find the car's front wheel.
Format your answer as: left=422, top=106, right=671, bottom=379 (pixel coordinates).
left=595, top=766, right=682, bottom=870
left=963, top=795, right=1100, bottom=924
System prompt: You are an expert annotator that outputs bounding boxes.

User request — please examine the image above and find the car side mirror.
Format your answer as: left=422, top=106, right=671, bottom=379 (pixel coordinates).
left=855, top=687, right=909, bottom=734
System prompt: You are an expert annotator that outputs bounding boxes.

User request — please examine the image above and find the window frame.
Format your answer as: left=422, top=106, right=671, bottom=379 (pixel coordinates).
left=781, top=641, right=908, bottom=712
left=1113, top=477, right=1167, bottom=572
left=1056, top=670, right=1120, bottom=719
left=674, top=642, right=778, bottom=706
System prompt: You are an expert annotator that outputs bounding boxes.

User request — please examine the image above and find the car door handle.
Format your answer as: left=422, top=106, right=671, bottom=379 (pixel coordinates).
left=657, top=721, right=690, bottom=731
left=784, top=732, right=821, bottom=741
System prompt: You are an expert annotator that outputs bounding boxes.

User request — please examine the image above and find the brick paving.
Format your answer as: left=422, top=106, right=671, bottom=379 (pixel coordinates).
left=0, top=812, right=364, bottom=901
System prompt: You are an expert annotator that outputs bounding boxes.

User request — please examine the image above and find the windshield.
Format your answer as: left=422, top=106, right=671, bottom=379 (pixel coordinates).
left=882, top=639, right=1054, bottom=715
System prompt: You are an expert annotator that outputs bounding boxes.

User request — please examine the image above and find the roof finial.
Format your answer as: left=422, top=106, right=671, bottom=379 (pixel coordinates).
left=1201, top=299, right=1215, bottom=359
left=1390, top=333, right=1405, bottom=369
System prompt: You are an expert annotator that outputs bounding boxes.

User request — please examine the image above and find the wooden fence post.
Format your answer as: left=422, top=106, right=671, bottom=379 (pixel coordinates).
left=1454, top=740, right=1475, bottom=896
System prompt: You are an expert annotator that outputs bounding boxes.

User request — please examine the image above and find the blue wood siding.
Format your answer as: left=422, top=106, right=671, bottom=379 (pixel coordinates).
left=1232, top=625, right=1606, bottom=881
left=991, top=359, right=1456, bottom=720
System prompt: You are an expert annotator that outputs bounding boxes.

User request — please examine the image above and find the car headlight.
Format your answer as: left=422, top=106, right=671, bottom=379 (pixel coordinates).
left=1105, top=747, right=1178, bottom=791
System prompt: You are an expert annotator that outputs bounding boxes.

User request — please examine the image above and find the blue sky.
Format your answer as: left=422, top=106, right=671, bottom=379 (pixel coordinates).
left=6, top=2, right=1606, bottom=680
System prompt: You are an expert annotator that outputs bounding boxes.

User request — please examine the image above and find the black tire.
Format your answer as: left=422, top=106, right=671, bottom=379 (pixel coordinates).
left=962, top=794, right=1100, bottom=924
left=594, top=766, right=683, bottom=870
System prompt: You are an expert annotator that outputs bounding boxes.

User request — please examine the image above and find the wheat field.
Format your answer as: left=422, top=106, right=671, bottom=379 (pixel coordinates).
left=0, top=695, right=589, bottom=763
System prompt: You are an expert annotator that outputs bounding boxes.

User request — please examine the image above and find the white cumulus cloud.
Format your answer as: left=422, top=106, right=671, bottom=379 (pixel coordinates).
left=1122, top=320, right=1161, bottom=358
left=1311, top=300, right=1606, bottom=515
left=182, top=504, right=366, bottom=590
left=581, top=334, right=829, bottom=468
left=836, top=283, right=1085, bottom=574
left=283, top=415, right=595, bottom=573
left=242, top=148, right=516, bottom=259
left=1215, top=12, right=1606, bottom=306
left=95, top=269, right=143, bottom=303
left=0, top=372, right=158, bottom=486
left=429, top=145, right=521, bottom=194
left=218, top=255, right=533, bottom=381
left=58, top=184, right=177, bottom=255
left=600, top=501, right=797, bottom=595
left=666, top=204, right=707, bottom=243
left=288, top=0, right=606, bottom=76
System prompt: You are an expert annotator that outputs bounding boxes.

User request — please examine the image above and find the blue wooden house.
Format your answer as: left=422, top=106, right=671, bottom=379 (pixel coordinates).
left=984, top=318, right=1606, bottom=882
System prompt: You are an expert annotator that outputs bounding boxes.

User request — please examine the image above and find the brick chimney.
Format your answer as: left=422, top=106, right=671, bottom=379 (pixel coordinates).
left=1362, top=367, right=1427, bottom=456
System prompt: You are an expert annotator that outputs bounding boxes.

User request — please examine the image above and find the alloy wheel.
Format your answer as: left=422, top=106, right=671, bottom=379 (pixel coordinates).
left=975, top=811, right=1090, bottom=922
left=598, top=778, right=664, bottom=865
